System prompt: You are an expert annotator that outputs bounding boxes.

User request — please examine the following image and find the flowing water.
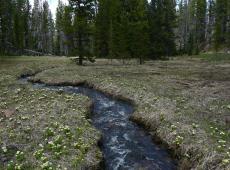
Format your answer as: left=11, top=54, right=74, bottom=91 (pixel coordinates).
left=20, top=76, right=177, bottom=170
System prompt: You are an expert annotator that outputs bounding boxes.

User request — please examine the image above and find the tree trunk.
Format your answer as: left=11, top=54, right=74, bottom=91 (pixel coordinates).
left=139, top=57, right=143, bottom=65
left=79, top=56, right=83, bottom=65
left=78, top=32, right=83, bottom=65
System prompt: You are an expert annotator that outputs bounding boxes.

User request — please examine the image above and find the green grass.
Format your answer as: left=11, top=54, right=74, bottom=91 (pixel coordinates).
left=175, top=52, right=230, bottom=62
left=196, top=53, right=230, bottom=61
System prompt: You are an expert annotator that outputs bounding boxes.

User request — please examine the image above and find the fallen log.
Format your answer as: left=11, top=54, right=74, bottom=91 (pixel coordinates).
left=23, top=49, right=50, bottom=56
left=69, top=56, right=96, bottom=63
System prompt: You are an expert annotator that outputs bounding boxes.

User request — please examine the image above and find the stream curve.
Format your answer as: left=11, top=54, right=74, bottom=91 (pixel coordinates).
left=20, top=75, right=177, bottom=170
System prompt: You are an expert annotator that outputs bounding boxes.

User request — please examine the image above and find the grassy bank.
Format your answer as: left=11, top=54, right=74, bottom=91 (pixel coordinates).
left=0, top=54, right=230, bottom=169
left=0, top=57, right=102, bottom=169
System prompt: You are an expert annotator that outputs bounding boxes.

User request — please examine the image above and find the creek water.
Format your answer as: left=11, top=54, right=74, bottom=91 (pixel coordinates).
left=20, top=76, right=177, bottom=170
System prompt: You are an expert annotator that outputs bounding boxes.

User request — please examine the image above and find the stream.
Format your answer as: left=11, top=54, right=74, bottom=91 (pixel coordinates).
left=20, top=75, right=177, bottom=170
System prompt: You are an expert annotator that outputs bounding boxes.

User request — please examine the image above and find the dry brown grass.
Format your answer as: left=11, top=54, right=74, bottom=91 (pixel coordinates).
left=32, top=57, right=230, bottom=169
left=0, top=57, right=102, bottom=169
left=0, top=55, right=230, bottom=169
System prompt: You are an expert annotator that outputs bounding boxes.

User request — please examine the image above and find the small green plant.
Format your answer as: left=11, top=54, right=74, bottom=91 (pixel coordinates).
left=15, top=151, right=25, bottom=162
left=7, top=161, right=23, bottom=170
left=73, top=142, right=81, bottom=149
left=2, top=146, right=7, bottom=153
left=222, top=159, right=230, bottom=165
left=191, top=129, right=196, bottom=136
left=44, top=127, right=55, bottom=137
left=40, top=161, right=53, bottom=170
left=159, top=113, right=165, bottom=122
left=192, top=123, right=199, bottom=129
left=34, top=149, right=44, bottom=160
left=173, top=135, right=184, bottom=146
left=76, top=127, right=83, bottom=136
left=72, top=153, right=84, bottom=168
left=53, top=135, right=63, bottom=144
left=7, top=161, right=15, bottom=170
left=14, top=164, right=23, bottom=170
left=170, top=124, right=177, bottom=131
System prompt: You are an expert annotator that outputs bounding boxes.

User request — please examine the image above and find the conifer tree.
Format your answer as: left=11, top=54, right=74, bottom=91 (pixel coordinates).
left=24, top=0, right=32, bottom=49
left=206, top=0, right=215, bottom=47
left=31, top=0, right=42, bottom=51
left=13, top=0, right=24, bottom=51
left=47, top=11, right=55, bottom=54
left=41, top=1, right=50, bottom=53
left=63, top=6, right=74, bottom=56
left=108, top=0, right=123, bottom=59
left=196, top=0, right=207, bottom=50
left=69, top=0, right=96, bottom=65
left=0, top=0, right=14, bottom=54
left=95, top=0, right=111, bottom=58
left=148, top=0, right=176, bottom=58
left=55, top=0, right=65, bottom=55
left=126, top=0, right=149, bottom=64
left=227, top=0, right=230, bottom=47
left=30, top=0, right=54, bottom=54
left=214, top=0, right=228, bottom=50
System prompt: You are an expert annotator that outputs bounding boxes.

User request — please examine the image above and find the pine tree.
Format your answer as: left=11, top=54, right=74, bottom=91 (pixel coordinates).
left=148, top=0, right=176, bottom=58
left=13, top=0, right=25, bottom=51
left=69, top=0, right=96, bottom=65
left=0, top=0, right=14, bottom=54
left=0, top=0, right=55, bottom=55
left=98, top=0, right=149, bottom=63
left=214, top=0, right=228, bottom=50
left=41, top=1, right=50, bottom=53
left=31, top=0, right=42, bottom=51
left=148, top=0, right=158, bottom=58
left=163, top=0, right=177, bottom=56
left=196, top=0, right=207, bottom=50
left=126, top=0, right=149, bottom=64
left=63, top=6, right=74, bottom=56
left=24, top=0, right=32, bottom=49
left=227, top=0, right=230, bottom=47
left=47, top=11, right=55, bottom=54
left=177, top=0, right=185, bottom=53
left=30, top=0, right=53, bottom=54
left=206, top=0, right=215, bottom=48
left=95, top=0, right=111, bottom=58
left=0, top=0, right=33, bottom=55
left=184, top=0, right=203, bottom=55
left=187, top=32, right=194, bottom=55
left=113, top=0, right=129, bottom=60
left=55, top=0, right=65, bottom=55
left=108, top=0, right=123, bottom=59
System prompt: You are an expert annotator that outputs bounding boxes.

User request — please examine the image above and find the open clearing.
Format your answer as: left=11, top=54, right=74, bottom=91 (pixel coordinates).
left=0, top=56, right=230, bottom=169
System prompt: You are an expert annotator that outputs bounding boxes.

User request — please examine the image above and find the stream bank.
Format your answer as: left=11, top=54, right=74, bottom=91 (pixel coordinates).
left=21, top=74, right=177, bottom=170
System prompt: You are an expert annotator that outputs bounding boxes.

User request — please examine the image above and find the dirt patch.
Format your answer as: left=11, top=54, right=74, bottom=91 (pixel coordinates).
left=0, top=109, right=16, bottom=118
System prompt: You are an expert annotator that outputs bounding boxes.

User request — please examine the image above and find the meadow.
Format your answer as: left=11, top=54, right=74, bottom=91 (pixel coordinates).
left=0, top=55, right=230, bottom=169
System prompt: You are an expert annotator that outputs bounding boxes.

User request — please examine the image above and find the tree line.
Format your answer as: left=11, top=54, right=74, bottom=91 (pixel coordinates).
left=0, top=0, right=229, bottom=64
left=56, top=0, right=176, bottom=64
left=177, top=0, right=230, bottom=55
left=0, top=0, right=54, bottom=55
